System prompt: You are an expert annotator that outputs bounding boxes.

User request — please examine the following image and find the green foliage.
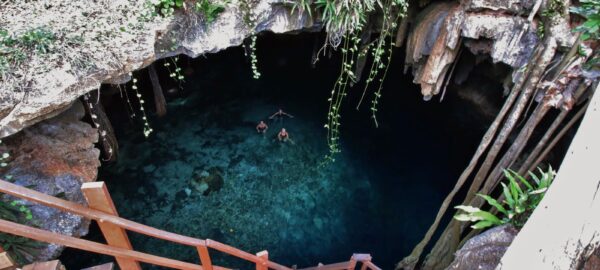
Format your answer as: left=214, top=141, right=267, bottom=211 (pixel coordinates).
left=129, top=74, right=154, bottom=137
left=0, top=27, right=55, bottom=78
left=195, top=0, right=228, bottom=24
left=290, top=0, right=313, bottom=18
left=316, top=0, right=407, bottom=159
left=541, top=0, right=566, bottom=19
left=0, top=233, right=42, bottom=264
left=0, top=140, right=41, bottom=265
left=454, top=167, right=556, bottom=230
left=239, top=0, right=261, bottom=79
left=571, top=0, right=600, bottom=40
left=154, top=0, right=185, bottom=17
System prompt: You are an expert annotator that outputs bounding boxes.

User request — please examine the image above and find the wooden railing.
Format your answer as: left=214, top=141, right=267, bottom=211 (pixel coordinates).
left=0, top=180, right=381, bottom=270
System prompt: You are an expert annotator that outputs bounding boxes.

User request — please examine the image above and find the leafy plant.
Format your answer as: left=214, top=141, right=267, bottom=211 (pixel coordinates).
left=153, top=0, right=185, bottom=17
left=0, top=233, right=42, bottom=265
left=571, top=0, right=600, bottom=41
left=454, top=167, right=556, bottom=230
left=20, top=27, right=56, bottom=54
left=195, top=0, right=228, bottom=24
left=0, top=140, right=41, bottom=265
left=315, top=0, right=407, bottom=160
left=0, top=27, right=55, bottom=78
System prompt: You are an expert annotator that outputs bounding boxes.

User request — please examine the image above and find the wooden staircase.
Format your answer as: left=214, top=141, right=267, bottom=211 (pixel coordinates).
left=0, top=180, right=382, bottom=270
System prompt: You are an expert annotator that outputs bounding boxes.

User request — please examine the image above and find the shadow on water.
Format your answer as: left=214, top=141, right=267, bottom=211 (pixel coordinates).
left=60, top=32, right=493, bottom=269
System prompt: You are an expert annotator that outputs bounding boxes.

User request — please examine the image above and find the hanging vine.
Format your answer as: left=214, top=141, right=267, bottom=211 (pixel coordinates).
left=303, top=0, right=408, bottom=159
left=129, top=73, right=153, bottom=137
left=241, top=0, right=262, bottom=79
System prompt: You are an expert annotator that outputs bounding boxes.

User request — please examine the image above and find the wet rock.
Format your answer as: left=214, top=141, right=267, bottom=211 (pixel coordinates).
left=0, top=101, right=100, bottom=261
left=583, top=247, right=600, bottom=270
left=446, top=224, right=519, bottom=270
left=190, top=167, right=224, bottom=196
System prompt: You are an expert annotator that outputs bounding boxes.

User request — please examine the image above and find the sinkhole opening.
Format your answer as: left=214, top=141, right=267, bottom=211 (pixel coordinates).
left=61, top=31, right=515, bottom=269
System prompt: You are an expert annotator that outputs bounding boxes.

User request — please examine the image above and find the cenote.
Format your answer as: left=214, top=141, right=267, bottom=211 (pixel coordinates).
left=60, top=32, right=503, bottom=269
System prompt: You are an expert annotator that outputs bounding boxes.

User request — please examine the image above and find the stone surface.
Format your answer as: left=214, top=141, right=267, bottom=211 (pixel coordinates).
left=0, top=101, right=100, bottom=261
left=0, top=0, right=316, bottom=138
left=446, top=225, right=519, bottom=270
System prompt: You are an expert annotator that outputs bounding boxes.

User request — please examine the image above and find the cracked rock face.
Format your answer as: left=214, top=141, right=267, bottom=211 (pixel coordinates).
left=0, top=101, right=100, bottom=261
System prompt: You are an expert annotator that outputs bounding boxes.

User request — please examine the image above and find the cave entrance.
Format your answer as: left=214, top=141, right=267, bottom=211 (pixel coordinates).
left=61, top=32, right=503, bottom=269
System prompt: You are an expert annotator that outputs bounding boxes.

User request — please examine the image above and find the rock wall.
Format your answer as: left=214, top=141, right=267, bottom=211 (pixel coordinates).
left=0, top=101, right=100, bottom=260
left=0, top=0, right=315, bottom=138
left=0, top=0, right=574, bottom=138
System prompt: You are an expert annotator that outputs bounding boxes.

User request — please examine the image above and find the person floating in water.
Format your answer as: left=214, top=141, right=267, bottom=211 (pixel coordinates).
left=269, top=109, right=294, bottom=120
left=277, top=128, right=294, bottom=144
left=256, top=120, right=268, bottom=134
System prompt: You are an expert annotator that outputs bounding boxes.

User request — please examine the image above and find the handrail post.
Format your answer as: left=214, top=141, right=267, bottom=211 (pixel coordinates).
left=81, top=182, right=141, bottom=270
left=256, top=250, right=269, bottom=270
left=197, top=243, right=213, bottom=270
left=347, top=255, right=358, bottom=270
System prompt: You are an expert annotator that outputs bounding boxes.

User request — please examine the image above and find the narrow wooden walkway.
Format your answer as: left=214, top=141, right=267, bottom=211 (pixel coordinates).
left=0, top=180, right=381, bottom=270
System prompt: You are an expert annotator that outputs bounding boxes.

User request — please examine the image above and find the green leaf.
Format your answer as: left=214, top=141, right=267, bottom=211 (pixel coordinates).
left=502, top=182, right=515, bottom=208
left=454, top=213, right=476, bottom=222
left=477, top=194, right=508, bottom=215
left=509, top=169, right=533, bottom=190
left=455, top=205, right=481, bottom=213
left=471, top=220, right=495, bottom=230
left=471, top=210, right=502, bottom=224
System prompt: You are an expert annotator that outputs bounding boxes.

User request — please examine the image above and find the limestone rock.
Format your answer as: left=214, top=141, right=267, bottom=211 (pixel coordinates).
left=0, top=101, right=100, bottom=261
left=0, top=0, right=317, bottom=138
left=446, top=225, right=519, bottom=270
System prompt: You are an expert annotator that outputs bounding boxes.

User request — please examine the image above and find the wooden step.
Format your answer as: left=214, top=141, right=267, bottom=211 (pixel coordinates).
left=22, top=260, right=65, bottom=270
left=81, top=262, right=114, bottom=270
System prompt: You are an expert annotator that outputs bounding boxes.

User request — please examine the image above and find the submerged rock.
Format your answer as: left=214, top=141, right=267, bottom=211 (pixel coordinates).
left=0, top=101, right=100, bottom=261
left=190, top=167, right=224, bottom=196
left=446, top=224, right=519, bottom=270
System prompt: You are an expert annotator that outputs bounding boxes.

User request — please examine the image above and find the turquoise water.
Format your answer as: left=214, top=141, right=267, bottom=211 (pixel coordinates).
left=60, top=33, right=491, bottom=269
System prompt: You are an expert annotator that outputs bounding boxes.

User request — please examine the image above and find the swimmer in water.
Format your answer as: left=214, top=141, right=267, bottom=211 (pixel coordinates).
left=277, top=128, right=294, bottom=144
left=256, top=120, right=268, bottom=134
left=269, top=109, right=294, bottom=120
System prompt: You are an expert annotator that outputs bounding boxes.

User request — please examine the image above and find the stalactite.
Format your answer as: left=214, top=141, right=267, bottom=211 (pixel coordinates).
left=82, top=92, right=118, bottom=162
left=148, top=63, right=167, bottom=117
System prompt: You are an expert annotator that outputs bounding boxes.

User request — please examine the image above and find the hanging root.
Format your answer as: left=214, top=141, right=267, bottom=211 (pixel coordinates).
left=148, top=63, right=167, bottom=117
left=82, top=91, right=118, bottom=162
left=395, top=42, right=546, bottom=270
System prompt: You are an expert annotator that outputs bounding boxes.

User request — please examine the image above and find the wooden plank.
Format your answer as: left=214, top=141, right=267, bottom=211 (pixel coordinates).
left=82, top=182, right=141, bottom=270
left=362, top=261, right=381, bottom=270
left=81, top=262, right=114, bottom=270
left=0, top=180, right=206, bottom=247
left=298, top=261, right=352, bottom=270
left=0, top=250, right=15, bottom=270
left=207, top=240, right=292, bottom=270
left=22, top=260, right=64, bottom=270
left=256, top=250, right=268, bottom=270
left=0, top=218, right=217, bottom=270
left=197, top=245, right=213, bottom=270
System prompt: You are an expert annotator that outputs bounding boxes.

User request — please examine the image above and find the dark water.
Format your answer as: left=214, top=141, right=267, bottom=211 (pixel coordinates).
left=61, top=32, right=493, bottom=269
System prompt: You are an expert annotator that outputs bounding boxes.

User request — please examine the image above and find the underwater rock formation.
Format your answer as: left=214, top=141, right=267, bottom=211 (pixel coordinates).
left=0, top=101, right=100, bottom=260
left=445, top=225, right=518, bottom=270
left=190, top=167, right=224, bottom=196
